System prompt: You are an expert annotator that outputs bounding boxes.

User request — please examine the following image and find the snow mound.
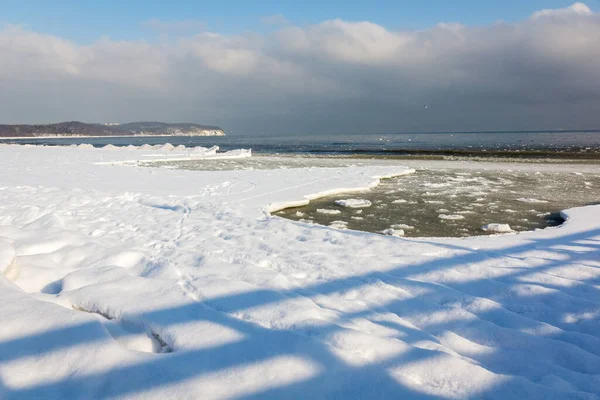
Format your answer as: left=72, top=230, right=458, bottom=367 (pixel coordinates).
left=482, top=223, right=514, bottom=233
left=334, top=199, right=372, bottom=208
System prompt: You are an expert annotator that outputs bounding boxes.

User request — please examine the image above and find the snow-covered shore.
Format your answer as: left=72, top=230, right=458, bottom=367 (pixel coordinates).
left=1, top=144, right=600, bottom=399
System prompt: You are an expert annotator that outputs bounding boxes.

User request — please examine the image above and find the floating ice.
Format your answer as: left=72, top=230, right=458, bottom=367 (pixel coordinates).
left=391, top=224, right=414, bottom=230
left=438, top=214, right=465, bottom=220
left=334, top=199, right=372, bottom=208
left=482, top=223, right=514, bottom=233
left=316, top=209, right=342, bottom=215
left=329, top=220, right=348, bottom=229
left=517, top=198, right=549, bottom=204
left=381, top=228, right=405, bottom=237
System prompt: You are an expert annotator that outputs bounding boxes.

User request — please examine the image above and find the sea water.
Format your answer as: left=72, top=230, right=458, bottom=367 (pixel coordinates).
left=3, top=131, right=600, bottom=156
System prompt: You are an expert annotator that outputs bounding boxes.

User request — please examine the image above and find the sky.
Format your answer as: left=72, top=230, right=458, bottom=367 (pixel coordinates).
left=1, top=1, right=599, bottom=134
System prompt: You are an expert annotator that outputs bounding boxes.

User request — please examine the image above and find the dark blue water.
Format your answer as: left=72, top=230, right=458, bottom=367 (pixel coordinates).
left=2, top=131, right=600, bottom=155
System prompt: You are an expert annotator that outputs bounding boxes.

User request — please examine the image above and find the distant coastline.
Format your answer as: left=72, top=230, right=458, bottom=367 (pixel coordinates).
left=0, top=121, right=225, bottom=138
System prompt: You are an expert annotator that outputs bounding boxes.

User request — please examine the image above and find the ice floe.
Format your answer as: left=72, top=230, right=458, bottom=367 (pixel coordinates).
left=334, top=199, right=372, bottom=208
left=481, top=223, right=514, bottom=233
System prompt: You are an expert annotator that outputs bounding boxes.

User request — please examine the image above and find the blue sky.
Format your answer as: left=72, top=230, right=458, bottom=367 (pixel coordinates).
left=1, top=0, right=598, bottom=42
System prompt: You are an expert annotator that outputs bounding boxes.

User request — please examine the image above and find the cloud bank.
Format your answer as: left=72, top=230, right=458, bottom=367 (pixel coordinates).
left=1, top=3, right=599, bottom=134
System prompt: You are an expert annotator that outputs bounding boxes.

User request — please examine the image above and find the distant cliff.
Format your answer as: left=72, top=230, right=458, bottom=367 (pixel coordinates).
left=0, top=121, right=225, bottom=138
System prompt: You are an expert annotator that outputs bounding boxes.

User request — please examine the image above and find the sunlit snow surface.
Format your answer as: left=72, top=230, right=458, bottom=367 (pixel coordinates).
left=1, top=145, right=600, bottom=399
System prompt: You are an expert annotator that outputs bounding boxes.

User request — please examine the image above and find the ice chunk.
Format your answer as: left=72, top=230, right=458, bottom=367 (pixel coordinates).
left=391, top=224, right=414, bottom=230
left=482, top=223, right=514, bottom=233
left=381, top=228, right=405, bottom=237
left=438, top=214, right=465, bottom=220
left=517, top=198, right=548, bottom=204
left=329, top=220, right=348, bottom=229
left=335, top=199, right=372, bottom=208
left=317, top=209, right=342, bottom=215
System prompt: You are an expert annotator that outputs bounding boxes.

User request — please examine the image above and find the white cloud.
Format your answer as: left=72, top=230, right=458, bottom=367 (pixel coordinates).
left=0, top=3, right=599, bottom=132
left=531, top=2, right=592, bottom=19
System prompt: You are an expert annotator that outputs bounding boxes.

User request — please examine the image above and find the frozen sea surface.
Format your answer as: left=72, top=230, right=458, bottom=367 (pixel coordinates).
left=1, top=145, right=600, bottom=399
left=277, top=169, right=600, bottom=237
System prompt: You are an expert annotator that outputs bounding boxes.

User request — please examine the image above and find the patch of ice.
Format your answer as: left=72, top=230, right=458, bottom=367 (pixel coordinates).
left=329, top=220, right=348, bottom=229
left=517, top=198, right=549, bottom=204
left=334, top=199, right=372, bottom=208
left=420, top=182, right=450, bottom=189
left=482, top=223, right=514, bottom=233
left=392, top=199, right=407, bottom=204
left=391, top=224, right=414, bottom=230
left=316, top=209, right=341, bottom=215
left=438, top=214, right=465, bottom=220
left=381, top=228, right=405, bottom=237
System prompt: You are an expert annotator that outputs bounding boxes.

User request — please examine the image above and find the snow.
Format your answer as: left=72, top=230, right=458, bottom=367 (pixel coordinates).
left=1, top=144, right=600, bottom=399
left=482, top=223, right=514, bottom=233
left=334, top=199, right=372, bottom=208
